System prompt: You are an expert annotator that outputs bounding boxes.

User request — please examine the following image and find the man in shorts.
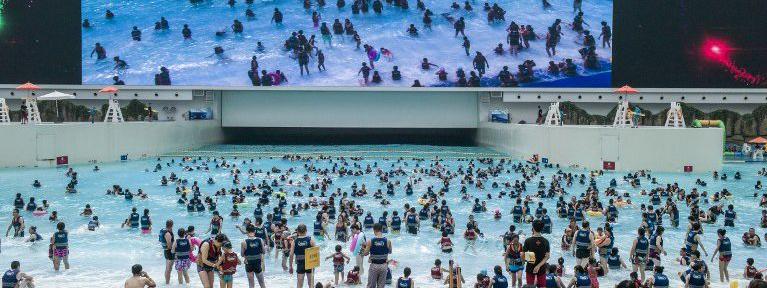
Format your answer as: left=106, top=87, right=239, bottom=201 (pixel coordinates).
left=523, top=220, right=550, bottom=287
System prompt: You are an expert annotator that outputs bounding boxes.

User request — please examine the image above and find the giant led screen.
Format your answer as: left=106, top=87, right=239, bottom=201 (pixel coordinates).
left=80, top=0, right=613, bottom=87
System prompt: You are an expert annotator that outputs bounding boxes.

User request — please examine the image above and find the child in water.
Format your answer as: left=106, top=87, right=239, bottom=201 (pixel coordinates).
left=218, top=242, right=240, bottom=288
left=345, top=266, right=361, bottom=284
left=325, top=244, right=350, bottom=285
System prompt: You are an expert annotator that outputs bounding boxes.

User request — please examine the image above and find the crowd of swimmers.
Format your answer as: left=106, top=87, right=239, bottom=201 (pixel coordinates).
left=5, top=156, right=767, bottom=288
left=84, top=0, right=610, bottom=87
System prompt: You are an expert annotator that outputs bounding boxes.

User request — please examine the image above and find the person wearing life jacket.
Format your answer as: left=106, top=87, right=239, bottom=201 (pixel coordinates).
left=159, top=219, right=175, bottom=285
left=605, top=247, right=627, bottom=272
left=396, top=267, right=414, bottom=288
left=644, top=266, right=669, bottom=288
left=567, top=265, right=591, bottom=288
left=5, top=209, right=24, bottom=238
left=240, top=225, right=266, bottom=288
left=648, top=226, right=665, bottom=269
left=504, top=234, right=523, bottom=287
left=630, top=227, right=650, bottom=282
left=171, top=228, right=192, bottom=285
left=431, top=259, right=445, bottom=280
left=685, top=222, right=707, bottom=256
left=405, top=208, right=419, bottom=235
left=488, top=265, right=508, bottom=288
left=684, top=263, right=707, bottom=288
left=289, top=224, right=316, bottom=288
left=710, top=229, right=732, bottom=283
left=2, top=261, right=33, bottom=288
left=723, top=205, right=736, bottom=227
left=541, top=209, right=552, bottom=234
left=363, top=223, right=392, bottom=288
left=439, top=231, right=454, bottom=253
left=197, top=233, right=227, bottom=288
left=544, top=265, right=564, bottom=288
left=51, top=222, right=70, bottom=271
left=573, top=221, right=593, bottom=267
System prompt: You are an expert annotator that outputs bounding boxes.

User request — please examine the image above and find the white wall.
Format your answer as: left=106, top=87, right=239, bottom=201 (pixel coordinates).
left=476, top=122, right=723, bottom=172
left=222, top=91, right=479, bottom=128
left=4, top=92, right=220, bottom=122
left=0, top=121, right=224, bottom=168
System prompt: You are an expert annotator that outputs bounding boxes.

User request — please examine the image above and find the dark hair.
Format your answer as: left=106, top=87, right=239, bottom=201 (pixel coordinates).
left=214, top=233, right=228, bottom=243
left=335, top=245, right=342, bottom=252
left=177, top=228, right=186, bottom=238
left=373, top=223, right=383, bottom=232
left=57, top=222, right=66, bottom=231
left=296, top=224, right=307, bottom=234
left=11, top=261, right=19, bottom=270
left=403, top=267, right=411, bottom=277
left=531, top=220, right=544, bottom=233
left=131, top=264, right=143, bottom=275
left=166, top=219, right=173, bottom=228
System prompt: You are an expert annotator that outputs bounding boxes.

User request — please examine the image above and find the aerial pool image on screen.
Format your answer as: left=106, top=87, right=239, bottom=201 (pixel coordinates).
left=81, top=0, right=612, bottom=87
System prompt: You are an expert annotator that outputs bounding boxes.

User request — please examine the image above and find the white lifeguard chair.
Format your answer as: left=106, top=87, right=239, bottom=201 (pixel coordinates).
left=612, top=100, right=633, bottom=127
left=24, top=97, right=42, bottom=124
left=104, top=98, right=124, bottom=123
left=543, top=102, right=562, bottom=126
left=664, top=102, right=686, bottom=128
left=0, top=98, right=10, bottom=123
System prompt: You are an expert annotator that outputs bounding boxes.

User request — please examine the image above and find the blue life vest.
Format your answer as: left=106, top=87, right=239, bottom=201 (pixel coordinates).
left=243, top=237, right=264, bottom=261
left=2, top=269, right=18, bottom=288
left=129, top=212, right=140, bottom=228
left=175, top=238, right=191, bottom=259
left=685, top=231, right=698, bottom=251
left=575, top=273, right=591, bottom=288
left=575, top=229, right=591, bottom=249
left=653, top=273, right=669, bottom=288
left=391, top=216, right=402, bottom=231
left=397, top=277, right=412, bottom=288
left=158, top=228, right=173, bottom=249
left=369, top=237, right=389, bottom=264
left=545, top=273, right=557, bottom=288
left=493, top=274, right=509, bottom=288
left=406, top=214, right=418, bottom=227
left=293, top=236, right=312, bottom=261
left=607, top=254, right=621, bottom=269
left=635, top=236, right=649, bottom=256
left=140, top=215, right=151, bottom=229
left=719, top=237, right=732, bottom=256
left=688, top=271, right=705, bottom=288
left=54, top=231, right=68, bottom=248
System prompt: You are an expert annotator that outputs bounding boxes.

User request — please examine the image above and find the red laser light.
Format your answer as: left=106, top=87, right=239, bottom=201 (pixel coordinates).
left=702, top=38, right=731, bottom=62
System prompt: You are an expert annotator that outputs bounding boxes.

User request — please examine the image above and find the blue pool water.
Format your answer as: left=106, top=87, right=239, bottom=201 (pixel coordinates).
left=0, top=145, right=764, bottom=288
left=82, top=0, right=612, bottom=87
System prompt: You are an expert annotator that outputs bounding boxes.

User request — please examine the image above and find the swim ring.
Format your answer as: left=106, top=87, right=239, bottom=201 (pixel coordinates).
left=614, top=201, right=629, bottom=208
left=417, top=198, right=429, bottom=205
left=33, top=210, right=48, bottom=216
left=587, top=211, right=603, bottom=217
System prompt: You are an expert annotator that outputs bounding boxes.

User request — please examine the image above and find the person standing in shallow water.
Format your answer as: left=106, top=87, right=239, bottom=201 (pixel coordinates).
left=51, top=222, right=70, bottom=271
left=364, top=223, right=392, bottom=288
left=198, top=234, right=227, bottom=288
left=290, top=224, right=317, bottom=288
left=160, top=220, right=175, bottom=285
left=523, top=220, right=550, bottom=287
